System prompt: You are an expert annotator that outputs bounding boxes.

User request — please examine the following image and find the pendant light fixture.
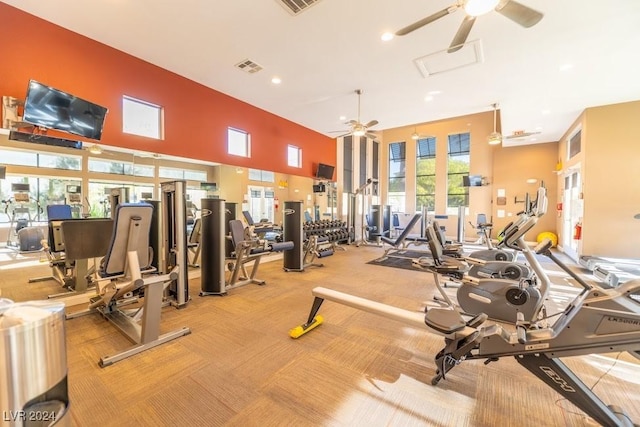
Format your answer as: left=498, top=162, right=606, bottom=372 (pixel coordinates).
left=487, top=103, right=502, bottom=145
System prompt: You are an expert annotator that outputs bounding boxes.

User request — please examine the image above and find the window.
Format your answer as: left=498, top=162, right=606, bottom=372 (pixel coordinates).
left=447, top=133, right=470, bottom=214
left=88, top=159, right=133, bottom=175
left=248, top=169, right=275, bottom=183
left=0, top=176, right=82, bottom=222
left=568, top=129, right=581, bottom=159
left=248, top=186, right=275, bottom=223
left=343, top=136, right=353, bottom=193
left=416, top=137, right=436, bottom=211
left=228, top=127, right=250, bottom=157
left=123, top=96, right=163, bottom=139
left=287, top=145, right=302, bottom=168
left=388, top=141, right=406, bottom=212
left=0, top=149, right=81, bottom=170
left=158, top=167, right=207, bottom=181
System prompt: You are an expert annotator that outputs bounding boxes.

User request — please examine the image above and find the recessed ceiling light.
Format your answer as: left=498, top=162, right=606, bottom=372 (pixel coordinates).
left=559, top=63, right=574, bottom=72
left=541, top=109, right=551, bottom=115
left=339, top=115, right=346, bottom=121
left=424, top=95, right=434, bottom=102
left=271, top=76, right=282, bottom=84
left=381, top=32, right=394, bottom=42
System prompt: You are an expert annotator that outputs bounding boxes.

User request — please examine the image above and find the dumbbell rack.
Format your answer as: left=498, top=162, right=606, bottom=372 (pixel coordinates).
left=302, top=220, right=351, bottom=249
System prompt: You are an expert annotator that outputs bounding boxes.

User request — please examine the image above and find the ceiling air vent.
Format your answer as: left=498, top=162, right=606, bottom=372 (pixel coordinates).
left=235, top=59, right=263, bottom=74
left=276, top=0, right=321, bottom=15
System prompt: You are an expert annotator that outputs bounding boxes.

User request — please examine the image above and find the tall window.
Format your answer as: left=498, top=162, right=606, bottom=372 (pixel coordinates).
left=568, top=129, right=581, bottom=159
left=447, top=133, right=470, bottom=214
left=228, top=127, right=250, bottom=157
left=123, top=96, right=163, bottom=139
left=416, top=137, right=436, bottom=211
left=343, top=136, right=353, bottom=193
left=287, top=145, right=302, bottom=168
left=388, top=141, right=406, bottom=212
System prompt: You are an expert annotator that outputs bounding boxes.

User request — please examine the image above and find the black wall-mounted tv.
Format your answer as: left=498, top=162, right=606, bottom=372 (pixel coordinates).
left=316, top=163, right=335, bottom=181
left=312, top=184, right=326, bottom=193
left=23, top=80, right=108, bottom=141
left=462, top=175, right=483, bottom=187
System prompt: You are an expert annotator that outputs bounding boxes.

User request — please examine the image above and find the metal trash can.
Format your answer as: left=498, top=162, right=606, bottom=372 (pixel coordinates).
left=1, top=300, right=69, bottom=426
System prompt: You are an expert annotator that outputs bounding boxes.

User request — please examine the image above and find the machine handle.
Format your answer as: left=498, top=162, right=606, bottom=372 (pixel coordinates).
left=515, top=312, right=527, bottom=344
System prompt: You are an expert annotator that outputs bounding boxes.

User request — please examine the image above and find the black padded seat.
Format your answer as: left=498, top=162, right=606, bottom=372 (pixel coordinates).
left=379, top=213, right=422, bottom=247
left=425, top=308, right=467, bottom=334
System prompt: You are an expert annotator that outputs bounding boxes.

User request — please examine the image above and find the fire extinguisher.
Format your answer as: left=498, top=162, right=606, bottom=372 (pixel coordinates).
left=573, top=222, right=582, bottom=240
left=274, top=197, right=279, bottom=211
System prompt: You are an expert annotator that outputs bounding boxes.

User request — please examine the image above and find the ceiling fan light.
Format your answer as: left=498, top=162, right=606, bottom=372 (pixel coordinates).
left=464, top=0, right=500, bottom=16
left=487, top=131, right=502, bottom=145
left=353, top=128, right=366, bottom=137
left=411, top=132, right=420, bottom=140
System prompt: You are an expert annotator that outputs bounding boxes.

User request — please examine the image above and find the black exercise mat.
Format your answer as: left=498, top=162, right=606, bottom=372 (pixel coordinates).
left=367, top=250, right=434, bottom=273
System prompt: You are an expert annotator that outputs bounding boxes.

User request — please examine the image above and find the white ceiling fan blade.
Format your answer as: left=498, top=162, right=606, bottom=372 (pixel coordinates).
left=365, top=132, right=379, bottom=140
left=495, top=0, right=543, bottom=28
left=396, top=5, right=459, bottom=36
left=345, top=119, right=358, bottom=126
left=448, top=15, right=476, bottom=53
left=364, top=119, right=379, bottom=128
left=327, top=130, right=349, bottom=133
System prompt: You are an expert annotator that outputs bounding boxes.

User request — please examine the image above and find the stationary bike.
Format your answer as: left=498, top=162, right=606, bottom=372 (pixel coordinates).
left=424, top=186, right=549, bottom=324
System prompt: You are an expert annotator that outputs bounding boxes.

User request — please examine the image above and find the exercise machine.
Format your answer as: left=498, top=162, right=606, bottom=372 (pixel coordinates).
left=290, top=237, right=640, bottom=426
left=159, top=180, right=190, bottom=308
left=199, top=199, right=293, bottom=295
left=283, top=200, right=330, bottom=272
left=354, top=178, right=378, bottom=247
left=466, top=213, right=516, bottom=261
left=3, top=183, right=43, bottom=251
left=70, top=203, right=191, bottom=367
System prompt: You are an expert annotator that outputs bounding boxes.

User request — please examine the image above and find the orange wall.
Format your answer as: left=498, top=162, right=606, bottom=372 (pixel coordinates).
left=0, top=3, right=335, bottom=178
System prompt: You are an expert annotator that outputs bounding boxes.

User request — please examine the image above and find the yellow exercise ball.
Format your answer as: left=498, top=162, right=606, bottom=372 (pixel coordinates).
left=537, top=231, right=558, bottom=247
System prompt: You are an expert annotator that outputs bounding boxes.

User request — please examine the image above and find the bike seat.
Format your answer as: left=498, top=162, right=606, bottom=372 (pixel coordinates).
left=425, top=308, right=466, bottom=334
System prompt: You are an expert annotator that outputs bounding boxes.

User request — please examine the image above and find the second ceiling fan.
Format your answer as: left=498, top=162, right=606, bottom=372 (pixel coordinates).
left=396, top=0, right=543, bottom=53
left=338, top=89, right=379, bottom=140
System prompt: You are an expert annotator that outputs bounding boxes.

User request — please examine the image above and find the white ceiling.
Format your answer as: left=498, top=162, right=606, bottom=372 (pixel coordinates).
left=5, top=0, right=640, bottom=146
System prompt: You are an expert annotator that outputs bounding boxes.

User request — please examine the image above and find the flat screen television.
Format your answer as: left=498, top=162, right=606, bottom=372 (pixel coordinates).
left=462, top=175, right=483, bottom=187
left=316, top=163, right=335, bottom=181
left=23, top=80, right=108, bottom=141
left=312, top=184, right=326, bottom=193
left=66, top=185, right=81, bottom=194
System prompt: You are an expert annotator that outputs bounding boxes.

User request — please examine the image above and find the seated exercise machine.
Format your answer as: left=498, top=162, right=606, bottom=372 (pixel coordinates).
left=225, top=219, right=293, bottom=291
left=199, top=199, right=293, bottom=296
left=466, top=213, right=516, bottom=262
left=187, top=218, right=202, bottom=267
left=3, top=184, right=44, bottom=252
left=283, top=200, right=333, bottom=272
left=375, top=213, right=423, bottom=261
left=69, top=203, right=191, bottom=367
left=290, top=237, right=640, bottom=427
left=242, top=210, right=282, bottom=242
left=29, top=205, right=114, bottom=298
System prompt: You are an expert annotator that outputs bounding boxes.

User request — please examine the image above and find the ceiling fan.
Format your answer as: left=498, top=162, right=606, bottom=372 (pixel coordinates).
left=331, top=89, right=379, bottom=139
left=487, top=103, right=502, bottom=145
left=396, top=0, right=543, bottom=53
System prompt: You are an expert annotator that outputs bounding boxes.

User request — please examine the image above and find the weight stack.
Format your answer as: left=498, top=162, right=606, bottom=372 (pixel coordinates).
left=283, top=200, right=304, bottom=271
left=224, top=202, right=237, bottom=258
left=200, top=198, right=226, bottom=296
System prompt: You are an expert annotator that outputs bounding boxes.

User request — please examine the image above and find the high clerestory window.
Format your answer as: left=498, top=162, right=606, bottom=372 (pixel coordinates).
left=447, top=133, right=470, bottom=214
left=228, top=127, right=251, bottom=158
left=122, top=96, right=163, bottom=139
left=388, top=141, right=406, bottom=212
left=416, top=137, right=436, bottom=212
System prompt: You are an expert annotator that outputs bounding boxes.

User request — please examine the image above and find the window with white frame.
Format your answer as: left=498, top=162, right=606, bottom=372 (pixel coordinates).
left=446, top=133, right=470, bottom=214
left=248, top=169, right=275, bottom=183
left=388, top=141, right=406, bottom=212
left=228, top=127, right=250, bottom=157
left=287, top=145, right=302, bottom=168
left=122, top=96, right=163, bottom=139
left=568, top=129, right=581, bottom=159
left=416, top=137, right=436, bottom=212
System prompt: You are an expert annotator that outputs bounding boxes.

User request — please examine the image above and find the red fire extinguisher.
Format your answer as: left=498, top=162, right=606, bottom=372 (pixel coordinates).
left=573, top=222, right=582, bottom=240
left=274, top=197, right=279, bottom=211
